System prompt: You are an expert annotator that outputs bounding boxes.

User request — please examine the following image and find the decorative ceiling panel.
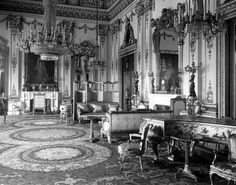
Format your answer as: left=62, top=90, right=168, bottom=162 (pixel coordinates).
left=0, top=0, right=110, bottom=21
left=28, top=0, right=119, bottom=9
left=0, top=0, right=130, bottom=22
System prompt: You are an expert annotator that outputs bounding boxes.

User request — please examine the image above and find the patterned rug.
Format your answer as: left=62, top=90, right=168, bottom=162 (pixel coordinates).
left=0, top=116, right=228, bottom=185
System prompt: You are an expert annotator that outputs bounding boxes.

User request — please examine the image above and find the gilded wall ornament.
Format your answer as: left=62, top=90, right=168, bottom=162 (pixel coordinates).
left=135, top=0, right=153, bottom=17
left=80, top=41, right=96, bottom=59
left=64, top=59, right=69, bottom=71
left=151, top=8, right=175, bottom=53
left=206, top=80, right=214, bottom=103
left=111, top=19, right=121, bottom=34
left=99, top=24, right=109, bottom=35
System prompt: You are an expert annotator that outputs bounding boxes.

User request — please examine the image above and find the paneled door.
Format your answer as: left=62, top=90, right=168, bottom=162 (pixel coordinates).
left=122, top=54, right=134, bottom=111
left=226, top=19, right=236, bottom=118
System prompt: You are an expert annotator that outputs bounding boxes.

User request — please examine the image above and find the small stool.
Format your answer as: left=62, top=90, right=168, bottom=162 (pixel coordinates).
left=60, top=105, right=72, bottom=124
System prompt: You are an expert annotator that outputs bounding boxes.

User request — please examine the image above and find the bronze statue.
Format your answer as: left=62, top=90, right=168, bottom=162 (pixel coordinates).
left=121, top=17, right=136, bottom=48
left=151, top=18, right=161, bottom=54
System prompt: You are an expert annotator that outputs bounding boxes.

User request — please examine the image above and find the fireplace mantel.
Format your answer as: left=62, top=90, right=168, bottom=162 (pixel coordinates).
left=22, top=91, right=59, bottom=112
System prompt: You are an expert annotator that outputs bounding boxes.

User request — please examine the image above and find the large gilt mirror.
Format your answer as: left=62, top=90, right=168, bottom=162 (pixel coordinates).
left=151, top=8, right=180, bottom=94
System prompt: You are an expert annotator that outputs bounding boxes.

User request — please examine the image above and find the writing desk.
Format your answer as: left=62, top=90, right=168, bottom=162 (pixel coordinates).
left=144, top=115, right=236, bottom=181
left=149, top=115, right=236, bottom=144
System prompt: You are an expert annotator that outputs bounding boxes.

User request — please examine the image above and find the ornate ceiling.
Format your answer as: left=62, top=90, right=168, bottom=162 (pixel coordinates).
left=0, top=0, right=135, bottom=22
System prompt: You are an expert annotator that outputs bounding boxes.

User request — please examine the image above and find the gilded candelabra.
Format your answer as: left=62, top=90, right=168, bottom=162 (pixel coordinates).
left=185, top=62, right=201, bottom=115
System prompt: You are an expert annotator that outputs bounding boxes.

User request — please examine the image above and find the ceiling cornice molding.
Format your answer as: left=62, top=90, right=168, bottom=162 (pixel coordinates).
left=219, top=0, right=236, bottom=20
left=108, top=0, right=135, bottom=20
left=0, top=0, right=44, bottom=15
left=0, top=0, right=135, bottom=22
left=57, top=4, right=109, bottom=21
left=0, top=0, right=109, bottom=21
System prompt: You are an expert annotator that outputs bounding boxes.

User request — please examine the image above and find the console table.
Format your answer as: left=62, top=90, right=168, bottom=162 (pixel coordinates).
left=145, top=116, right=236, bottom=181
left=147, top=115, right=236, bottom=144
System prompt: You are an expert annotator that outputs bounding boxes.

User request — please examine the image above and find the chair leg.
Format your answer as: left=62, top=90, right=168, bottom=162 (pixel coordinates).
left=209, top=173, right=214, bottom=185
left=100, top=130, right=104, bottom=138
left=107, top=134, right=112, bottom=144
left=119, top=155, right=125, bottom=170
left=139, top=156, right=143, bottom=171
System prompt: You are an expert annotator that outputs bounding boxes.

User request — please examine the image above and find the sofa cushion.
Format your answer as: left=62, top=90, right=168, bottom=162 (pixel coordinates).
left=80, top=112, right=106, bottom=117
left=107, top=104, right=118, bottom=112
left=153, top=104, right=170, bottom=111
left=90, top=103, right=103, bottom=113
left=77, top=103, right=91, bottom=113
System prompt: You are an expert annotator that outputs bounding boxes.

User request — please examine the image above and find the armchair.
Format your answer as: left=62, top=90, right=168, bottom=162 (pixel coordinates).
left=209, top=134, right=236, bottom=185
left=129, top=119, right=166, bottom=164
left=117, top=124, right=150, bottom=171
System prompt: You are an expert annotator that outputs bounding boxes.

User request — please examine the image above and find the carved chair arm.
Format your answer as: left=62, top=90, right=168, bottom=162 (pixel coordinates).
left=129, top=133, right=141, bottom=141
left=212, top=149, right=220, bottom=165
left=211, top=143, right=228, bottom=165
left=77, top=108, right=82, bottom=116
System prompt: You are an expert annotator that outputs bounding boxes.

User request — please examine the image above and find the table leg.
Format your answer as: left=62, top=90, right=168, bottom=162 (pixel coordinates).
left=4, top=111, right=6, bottom=124
left=175, top=141, right=198, bottom=181
left=90, top=119, right=95, bottom=142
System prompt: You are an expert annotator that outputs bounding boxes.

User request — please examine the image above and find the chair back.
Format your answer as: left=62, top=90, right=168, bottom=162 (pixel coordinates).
left=228, top=134, right=236, bottom=162
left=140, top=124, right=150, bottom=154
left=170, top=96, right=186, bottom=115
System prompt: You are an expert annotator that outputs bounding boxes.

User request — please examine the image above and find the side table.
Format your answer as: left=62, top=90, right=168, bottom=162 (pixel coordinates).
left=169, top=135, right=202, bottom=182
left=87, top=115, right=107, bottom=143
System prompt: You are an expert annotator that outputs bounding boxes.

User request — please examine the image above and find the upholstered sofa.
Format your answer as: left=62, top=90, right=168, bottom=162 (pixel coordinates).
left=100, top=109, right=172, bottom=143
left=76, top=101, right=119, bottom=123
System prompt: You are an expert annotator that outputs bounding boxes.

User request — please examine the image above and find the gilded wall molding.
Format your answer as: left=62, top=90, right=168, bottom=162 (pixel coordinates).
left=135, top=0, right=154, bottom=17
left=108, top=0, right=135, bottom=20
left=110, top=19, right=122, bottom=34
left=118, top=43, right=137, bottom=58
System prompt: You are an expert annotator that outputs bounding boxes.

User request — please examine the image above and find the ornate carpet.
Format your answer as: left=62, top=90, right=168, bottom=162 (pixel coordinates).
left=0, top=116, right=227, bottom=185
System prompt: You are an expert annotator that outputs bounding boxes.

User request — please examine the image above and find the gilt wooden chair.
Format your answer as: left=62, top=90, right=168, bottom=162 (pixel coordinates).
left=117, top=123, right=150, bottom=171
left=209, top=134, right=236, bottom=185
left=129, top=119, right=166, bottom=164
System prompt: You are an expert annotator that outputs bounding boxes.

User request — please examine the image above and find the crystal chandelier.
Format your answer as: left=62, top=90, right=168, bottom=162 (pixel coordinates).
left=174, top=0, right=223, bottom=59
left=16, top=0, right=78, bottom=61
left=90, top=0, right=105, bottom=71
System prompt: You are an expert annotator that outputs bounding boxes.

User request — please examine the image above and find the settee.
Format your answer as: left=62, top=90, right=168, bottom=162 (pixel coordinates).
left=76, top=101, right=119, bottom=123
left=100, top=109, right=172, bottom=143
